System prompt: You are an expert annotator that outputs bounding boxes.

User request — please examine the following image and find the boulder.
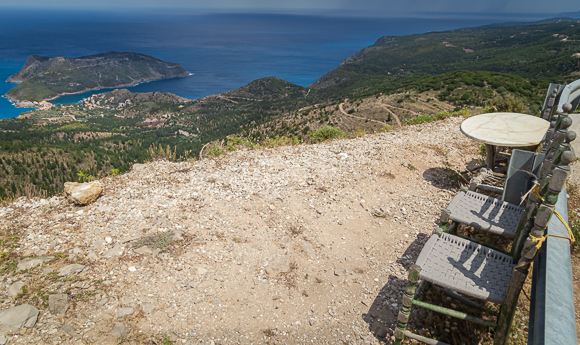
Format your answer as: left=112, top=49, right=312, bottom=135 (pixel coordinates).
left=64, top=181, right=103, bottom=205
left=0, top=304, right=39, bottom=332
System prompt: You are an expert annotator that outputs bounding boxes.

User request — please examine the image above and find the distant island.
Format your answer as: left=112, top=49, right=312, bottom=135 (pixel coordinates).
left=4, top=52, right=189, bottom=106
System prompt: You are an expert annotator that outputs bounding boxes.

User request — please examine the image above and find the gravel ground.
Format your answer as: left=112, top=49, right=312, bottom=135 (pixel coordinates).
left=0, top=117, right=479, bottom=344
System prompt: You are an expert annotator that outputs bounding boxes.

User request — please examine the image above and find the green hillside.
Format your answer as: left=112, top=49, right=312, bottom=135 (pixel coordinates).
left=1, top=19, right=579, bottom=201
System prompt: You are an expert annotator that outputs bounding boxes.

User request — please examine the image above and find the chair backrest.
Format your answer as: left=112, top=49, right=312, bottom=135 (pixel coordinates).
left=541, top=103, right=572, bottom=154
left=540, top=85, right=561, bottom=120
left=515, top=148, right=575, bottom=263
left=502, top=150, right=545, bottom=205
left=511, top=147, right=575, bottom=263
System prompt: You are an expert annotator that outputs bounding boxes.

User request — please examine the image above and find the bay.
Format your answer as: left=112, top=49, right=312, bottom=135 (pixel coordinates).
left=0, top=9, right=548, bottom=119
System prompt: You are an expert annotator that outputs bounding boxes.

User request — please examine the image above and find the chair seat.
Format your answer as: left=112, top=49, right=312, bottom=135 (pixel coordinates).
left=416, top=233, right=515, bottom=304
left=447, top=191, right=524, bottom=238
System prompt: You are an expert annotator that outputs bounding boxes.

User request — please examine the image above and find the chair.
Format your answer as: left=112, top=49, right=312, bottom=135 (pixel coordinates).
left=394, top=148, right=575, bottom=345
left=469, top=149, right=544, bottom=204
left=441, top=122, right=574, bottom=250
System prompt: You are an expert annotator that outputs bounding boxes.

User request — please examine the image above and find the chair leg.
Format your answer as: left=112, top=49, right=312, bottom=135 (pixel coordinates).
left=493, top=268, right=528, bottom=345
left=395, top=265, right=421, bottom=345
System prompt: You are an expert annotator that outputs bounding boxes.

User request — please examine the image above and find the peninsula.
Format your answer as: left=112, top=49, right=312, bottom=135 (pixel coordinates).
left=4, top=52, right=189, bottom=105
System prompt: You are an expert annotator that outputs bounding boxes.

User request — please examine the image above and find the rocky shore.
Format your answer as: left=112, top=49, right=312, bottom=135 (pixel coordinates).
left=0, top=117, right=478, bottom=344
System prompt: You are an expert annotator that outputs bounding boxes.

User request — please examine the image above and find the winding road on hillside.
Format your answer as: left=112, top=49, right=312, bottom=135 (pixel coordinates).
left=339, top=102, right=398, bottom=127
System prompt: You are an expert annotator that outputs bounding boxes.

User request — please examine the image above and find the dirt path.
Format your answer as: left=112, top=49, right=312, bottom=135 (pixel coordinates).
left=339, top=102, right=388, bottom=126
left=381, top=103, right=421, bottom=117
left=378, top=104, right=402, bottom=127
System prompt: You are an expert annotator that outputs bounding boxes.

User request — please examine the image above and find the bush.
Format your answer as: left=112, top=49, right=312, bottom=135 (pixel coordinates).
left=310, top=126, right=345, bottom=143
left=485, top=94, right=525, bottom=113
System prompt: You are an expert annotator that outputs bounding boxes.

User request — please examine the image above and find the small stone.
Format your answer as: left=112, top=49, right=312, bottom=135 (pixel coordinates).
left=134, top=246, right=153, bottom=256
left=70, top=247, right=84, bottom=255
left=87, top=252, right=99, bottom=261
left=371, top=321, right=388, bottom=338
left=98, top=298, right=109, bottom=306
left=104, top=245, right=124, bottom=257
left=60, top=325, right=75, bottom=335
left=139, top=296, right=155, bottom=303
left=64, top=181, right=103, bottom=205
left=7, top=281, right=25, bottom=299
left=58, top=264, right=85, bottom=277
left=92, top=239, right=105, bottom=248
left=336, top=153, right=348, bottom=160
left=43, top=268, right=54, bottom=274
left=105, top=237, right=113, bottom=243
left=264, top=255, right=291, bottom=278
left=110, top=322, right=129, bottom=337
left=128, top=266, right=136, bottom=272
left=97, top=205, right=112, bottom=212
left=334, top=269, right=341, bottom=276
left=0, top=304, right=39, bottom=331
left=0, top=335, right=6, bottom=345
left=142, top=304, right=155, bottom=314
left=16, top=257, right=54, bottom=272
left=117, top=307, right=134, bottom=317
left=48, top=294, right=69, bottom=315
left=302, top=241, right=315, bottom=258
left=172, top=229, right=184, bottom=241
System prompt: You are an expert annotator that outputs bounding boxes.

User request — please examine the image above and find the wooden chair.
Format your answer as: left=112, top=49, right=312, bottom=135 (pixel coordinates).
left=443, top=115, right=574, bottom=249
left=394, top=148, right=575, bottom=345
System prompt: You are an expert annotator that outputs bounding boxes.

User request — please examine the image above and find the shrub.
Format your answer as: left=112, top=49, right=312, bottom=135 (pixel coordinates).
left=310, top=126, right=345, bottom=143
left=485, top=94, right=525, bottom=113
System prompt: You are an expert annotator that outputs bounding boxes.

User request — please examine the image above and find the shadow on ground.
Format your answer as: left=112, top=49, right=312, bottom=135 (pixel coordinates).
left=422, top=167, right=464, bottom=190
left=361, top=233, right=428, bottom=343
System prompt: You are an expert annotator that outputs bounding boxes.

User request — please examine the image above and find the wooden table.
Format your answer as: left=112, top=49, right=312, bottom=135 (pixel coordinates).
left=460, top=113, right=550, bottom=171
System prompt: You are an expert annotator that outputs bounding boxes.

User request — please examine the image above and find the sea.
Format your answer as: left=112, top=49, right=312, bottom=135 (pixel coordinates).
left=0, top=9, right=551, bottom=120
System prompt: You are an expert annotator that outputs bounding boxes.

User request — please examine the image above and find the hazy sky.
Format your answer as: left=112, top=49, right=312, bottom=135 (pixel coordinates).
left=2, top=0, right=579, bottom=17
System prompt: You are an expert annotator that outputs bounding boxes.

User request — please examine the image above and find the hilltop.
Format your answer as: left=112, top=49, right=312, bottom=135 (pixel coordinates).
left=4, top=52, right=189, bottom=104
left=0, top=117, right=481, bottom=344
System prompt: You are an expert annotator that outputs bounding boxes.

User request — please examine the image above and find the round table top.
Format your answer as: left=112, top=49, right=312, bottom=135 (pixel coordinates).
left=460, top=112, right=550, bottom=147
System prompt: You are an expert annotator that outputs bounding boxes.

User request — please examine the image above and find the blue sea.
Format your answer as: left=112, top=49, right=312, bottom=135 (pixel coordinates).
left=0, top=9, right=551, bottom=119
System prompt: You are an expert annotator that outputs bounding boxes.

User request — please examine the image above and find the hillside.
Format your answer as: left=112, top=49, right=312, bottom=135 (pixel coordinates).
left=1, top=20, right=579, bottom=201
left=309, top=19, right=580, bottom=101
left=4, top=52, right=189, bottom=103
left=0, top=117, right=483, bottom=344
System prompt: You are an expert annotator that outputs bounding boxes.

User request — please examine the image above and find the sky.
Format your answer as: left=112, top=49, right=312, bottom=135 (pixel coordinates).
left=1, top=0, right=579, bottom=17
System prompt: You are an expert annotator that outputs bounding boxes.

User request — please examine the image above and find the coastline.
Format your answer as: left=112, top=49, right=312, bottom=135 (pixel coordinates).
left=5, top=73, right=193, bottom=109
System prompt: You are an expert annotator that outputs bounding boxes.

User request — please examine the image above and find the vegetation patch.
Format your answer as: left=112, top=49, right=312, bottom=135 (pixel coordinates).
left=133, top=232, right=174, bottom=251
left=310, top=126, right=345, bottom=143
